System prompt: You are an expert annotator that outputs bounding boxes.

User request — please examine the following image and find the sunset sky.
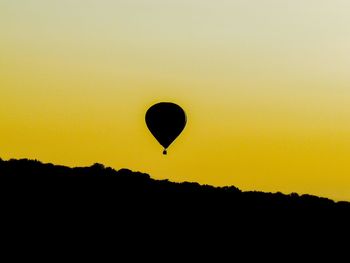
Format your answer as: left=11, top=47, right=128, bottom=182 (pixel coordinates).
left=1, top=0, right=350, bottom=201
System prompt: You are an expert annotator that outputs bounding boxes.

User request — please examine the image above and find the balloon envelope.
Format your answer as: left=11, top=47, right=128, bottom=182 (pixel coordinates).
left=145, top=102, right=186, bottom=154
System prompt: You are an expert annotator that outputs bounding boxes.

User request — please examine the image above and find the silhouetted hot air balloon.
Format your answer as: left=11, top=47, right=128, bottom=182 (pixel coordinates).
left=145, top=102, right=187, bottom=155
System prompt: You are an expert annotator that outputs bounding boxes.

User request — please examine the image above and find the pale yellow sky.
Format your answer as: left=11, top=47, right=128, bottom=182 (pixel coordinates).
left=1, top=1, right=350, bottom=201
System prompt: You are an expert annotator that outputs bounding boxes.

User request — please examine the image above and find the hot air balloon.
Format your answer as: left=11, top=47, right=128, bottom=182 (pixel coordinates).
left=145, top=102, right=187, bottom=155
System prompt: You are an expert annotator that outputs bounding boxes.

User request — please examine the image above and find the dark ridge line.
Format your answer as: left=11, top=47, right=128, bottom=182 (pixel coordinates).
left=0, top=157, right=349, bottom=210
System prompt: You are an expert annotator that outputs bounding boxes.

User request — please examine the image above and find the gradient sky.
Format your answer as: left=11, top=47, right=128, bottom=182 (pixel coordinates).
left=1, top=0, right=350, bottom=201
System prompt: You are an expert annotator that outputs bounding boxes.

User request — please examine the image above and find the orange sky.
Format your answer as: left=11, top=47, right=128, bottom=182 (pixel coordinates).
left=1, top=1, right=350, bottom=201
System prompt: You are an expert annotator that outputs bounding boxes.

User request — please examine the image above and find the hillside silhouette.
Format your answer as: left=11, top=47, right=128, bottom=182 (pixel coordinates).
left=0, top=158, right=349, bottom=212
